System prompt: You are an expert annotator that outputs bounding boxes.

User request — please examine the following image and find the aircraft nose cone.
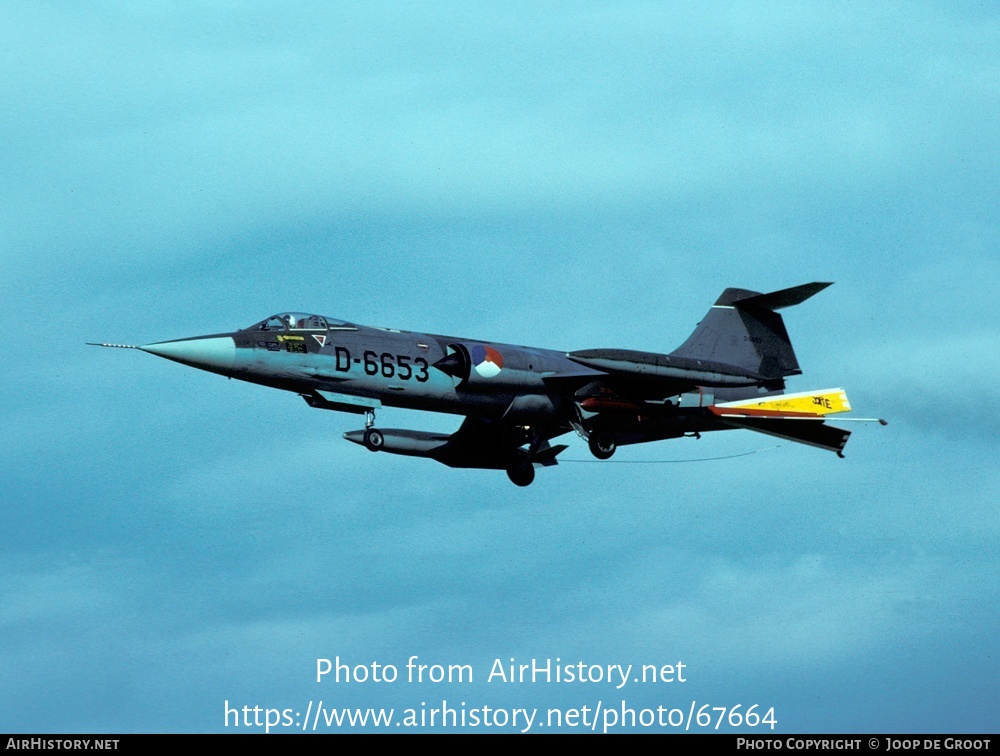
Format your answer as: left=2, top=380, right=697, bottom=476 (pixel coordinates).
left=140, top=336, right=236, bottom=374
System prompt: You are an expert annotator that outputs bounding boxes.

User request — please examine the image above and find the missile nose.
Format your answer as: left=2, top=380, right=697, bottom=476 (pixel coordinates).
left=139, top=335, right=236, bottom=374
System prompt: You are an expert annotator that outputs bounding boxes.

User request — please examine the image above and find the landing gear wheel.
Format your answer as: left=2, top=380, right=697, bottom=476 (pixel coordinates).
left=506, top=459, right=535, bottom=487
left=363, top=428, right=384, bottom=452
left=588, top=430, right=617, bottom=460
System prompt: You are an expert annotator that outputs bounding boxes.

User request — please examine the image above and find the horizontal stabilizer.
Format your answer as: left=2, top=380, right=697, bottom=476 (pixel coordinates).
left=724, top=282, right=832, bottom=311
left=714, top=388, right=851, bottom=417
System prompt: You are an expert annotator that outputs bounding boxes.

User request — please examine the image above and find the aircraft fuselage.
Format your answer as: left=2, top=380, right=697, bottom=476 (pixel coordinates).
left=148, top=318, right=597, bottom=422
left=94, top=284, right=871, bottom=486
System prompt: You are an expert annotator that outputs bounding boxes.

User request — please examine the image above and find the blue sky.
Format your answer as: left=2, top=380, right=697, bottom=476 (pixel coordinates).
left=2, top=1, right=998, bottom=733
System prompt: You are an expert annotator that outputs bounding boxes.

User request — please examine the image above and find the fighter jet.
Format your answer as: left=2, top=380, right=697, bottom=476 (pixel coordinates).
left=91, top=282, right=883, bottom=486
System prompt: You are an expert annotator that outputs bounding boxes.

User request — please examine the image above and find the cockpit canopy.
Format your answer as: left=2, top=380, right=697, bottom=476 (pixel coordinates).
left=248, top=312, right=356, bottom=332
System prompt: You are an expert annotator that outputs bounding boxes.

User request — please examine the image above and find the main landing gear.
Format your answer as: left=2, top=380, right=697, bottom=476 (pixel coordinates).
left=588, top=429, right=617, bottom=460
left=503, top=425, right=540, bottom=486
left=505, top=457, right=535, bottom=487
left=362, top=409, right=384, bottom=452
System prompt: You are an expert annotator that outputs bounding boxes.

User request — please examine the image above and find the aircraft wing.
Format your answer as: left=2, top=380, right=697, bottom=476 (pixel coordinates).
left=344, top=414, right=572, bottom=471
left=441, top=415, right=571, bottom=469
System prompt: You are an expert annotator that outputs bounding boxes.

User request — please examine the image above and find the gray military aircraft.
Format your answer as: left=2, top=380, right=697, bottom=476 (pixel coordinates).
left=91, top=282, right=883, bottom=486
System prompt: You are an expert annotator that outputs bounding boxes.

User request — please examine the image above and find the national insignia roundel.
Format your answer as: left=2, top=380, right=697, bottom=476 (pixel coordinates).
left=470, top=344, right=503, bottom=378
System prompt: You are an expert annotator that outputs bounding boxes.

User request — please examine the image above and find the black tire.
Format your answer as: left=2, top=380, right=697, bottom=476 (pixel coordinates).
left=506, top=460, right=535, bottom=487
left=363, top=428, right=384, bottom=452
left=588, top=430, right=617, bottom=460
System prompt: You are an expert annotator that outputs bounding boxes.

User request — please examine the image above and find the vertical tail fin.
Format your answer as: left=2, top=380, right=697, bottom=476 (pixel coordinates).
left=670, top=282, right=832, bottom=382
